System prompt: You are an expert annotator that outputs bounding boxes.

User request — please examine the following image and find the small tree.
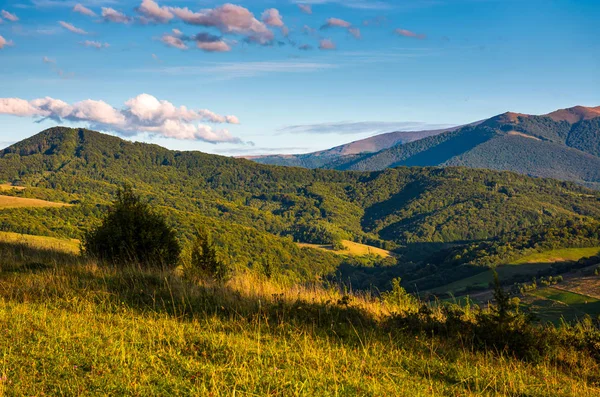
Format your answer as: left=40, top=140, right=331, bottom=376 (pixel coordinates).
left=492, top=269, right=512, bottom=324
left=83, top=186, right=180, bottom=268
left=188, top=228, right=230, bottom=282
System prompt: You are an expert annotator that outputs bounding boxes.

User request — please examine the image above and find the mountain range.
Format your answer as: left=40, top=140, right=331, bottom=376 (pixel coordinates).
left=252, top=106, right=600, bottom=188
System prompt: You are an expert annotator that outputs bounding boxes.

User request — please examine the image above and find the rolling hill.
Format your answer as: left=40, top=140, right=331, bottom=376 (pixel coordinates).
left=2, top=126, right=600, bottom=289
left=252, top=106, right=600, bottom=188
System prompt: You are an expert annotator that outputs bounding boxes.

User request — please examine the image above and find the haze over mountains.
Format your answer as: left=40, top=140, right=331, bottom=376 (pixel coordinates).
left=252, top=106, right=600, bottom=188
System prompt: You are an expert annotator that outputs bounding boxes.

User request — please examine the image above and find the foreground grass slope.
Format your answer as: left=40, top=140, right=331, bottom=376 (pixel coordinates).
left=0, top=241, right=599, bottom=395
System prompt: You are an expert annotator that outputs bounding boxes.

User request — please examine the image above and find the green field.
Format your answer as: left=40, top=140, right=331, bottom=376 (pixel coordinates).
left=429, top=247, right=600, bottom=296
left=429, top=263, right=552, bottom=295
left=532, top=287, right=599, bottom=305
left=511, top=247, right=600, bottom=264
left=525, top=287, right=600, bottom=323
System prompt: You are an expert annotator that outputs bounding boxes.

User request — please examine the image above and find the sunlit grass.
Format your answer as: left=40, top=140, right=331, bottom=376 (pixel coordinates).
left=0, top=195, right=71, bottom=209
left=296, top=240, right=393, bottom=258
left=512, top=247, right=600, bottom=265
left=0, top=242, right=598, bottom=395
left=0, top=231, right=79, bottom=254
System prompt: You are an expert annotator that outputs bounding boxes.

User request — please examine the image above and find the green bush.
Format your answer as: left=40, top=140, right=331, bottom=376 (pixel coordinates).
left=187, top=229, right=230, bottom=282
left=82, top=186, right=180, bottom=268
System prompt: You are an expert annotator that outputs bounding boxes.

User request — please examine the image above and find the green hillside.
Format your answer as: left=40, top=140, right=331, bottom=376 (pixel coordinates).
left=0, top=239, right=598, bottom=395
left=2, top=127, right=600, bottom=288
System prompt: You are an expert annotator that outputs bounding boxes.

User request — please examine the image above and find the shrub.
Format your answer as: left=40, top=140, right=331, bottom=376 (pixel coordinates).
left=82, top=186, right=180, bottom=268
left=187, top=228, right=230, bottom=282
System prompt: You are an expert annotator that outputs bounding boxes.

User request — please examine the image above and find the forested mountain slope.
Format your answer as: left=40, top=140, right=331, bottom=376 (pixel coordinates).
left=248, top=125, right=465, bottom=168
left=2, top=127, right=600, bottom=284
left=253, top=106, right=600, bottom=188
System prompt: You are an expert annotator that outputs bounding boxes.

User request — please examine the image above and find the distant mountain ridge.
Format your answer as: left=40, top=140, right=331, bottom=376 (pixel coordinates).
left=251, top=106, right=600, bottom=188
left=246, top=125, right=467, bottom=168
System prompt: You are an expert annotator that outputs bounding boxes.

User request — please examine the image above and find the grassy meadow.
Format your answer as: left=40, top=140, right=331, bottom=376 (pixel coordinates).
left=429, top=247, right=600, bottom=295
left=0, top=195, right=71, bottom=209
left=0, top=237, right=599, bottom=396
left=296, top=240, right=393, bottom=258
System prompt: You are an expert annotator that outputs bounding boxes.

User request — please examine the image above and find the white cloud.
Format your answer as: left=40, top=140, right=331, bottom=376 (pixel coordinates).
left=323, top=18, right=351, bottom=28
left=279, top=121, right=454, bottom=135
left=291, top=0, right=391, bottom=10
left=161, top=33, right=187, bottom=50
left=72, top=4, right=96, bottom=17
left=0, top=94, right=243, bottom=144
left=168, top=3, right=274, bottom=44
left=262, top=8, right=284, bottom=28
left=161, top=31, right=231, bottom=53
left=0, top=35, right=14, bottom=49
left=196, top=40, right=231, bottom=53
left=1, top=10, right=19, bottom=22
left=142, top=60, right=338, bottom=80
left=348, top=27, right=361, bottom=39
left=137, top=0, right=173, bottom=23
left=395, top=28, right=426, bottom=39
left=319, top=39, right=336, bottom=50
left=101, top=7, right=131, bottom=23
left=298, top=4, right=312, bottom=14
left=80, top=40, right=109, bottom=49
left=59, top=21, right=87, bottom=34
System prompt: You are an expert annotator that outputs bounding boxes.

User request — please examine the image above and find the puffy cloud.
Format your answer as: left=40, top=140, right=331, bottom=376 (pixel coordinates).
left=0, top=94, right=243, bottom=144
left=194, top=33, right=231, bottom=52
left=322, top=17, right=360, bottom=40
left=169, top=3, right=274, bottom=44
left=0, top=35, right=13, bottom=49
left=80, top=40, right=110, bottom=49
left=322, top=18, right=351, bottom=29
left=1, top=10, right=18, bottom=22
left=42, top=56, right=55, bottom=64
left=395, top=28, right=426, bottom=39
left=0, top=98, right=41, bottom=117
left=261, top=8, right=284, bottom=28
left=137, top=0, right=173, bottom=23
left=298, top=4, right=312, bottom=15
left=319, top=39, right=336, bottom=50
left=30, top=97, right=73, bottom=118
left=59, top=21, right=87, bottom=35
left=101, top=7, right=131, bottom=24
left=162, top=31, right=231, bottom=52
left=161, top=33, right=187, bottom=50
left=72, top=4, right=96, bottom=17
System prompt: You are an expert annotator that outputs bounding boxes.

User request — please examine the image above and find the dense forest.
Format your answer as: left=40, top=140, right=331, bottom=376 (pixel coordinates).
left=2, top=127, right=600, bottom=288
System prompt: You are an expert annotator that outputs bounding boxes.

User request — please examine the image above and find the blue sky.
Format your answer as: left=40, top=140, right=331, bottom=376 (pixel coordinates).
left=0, top=0, right=598, bottom=155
